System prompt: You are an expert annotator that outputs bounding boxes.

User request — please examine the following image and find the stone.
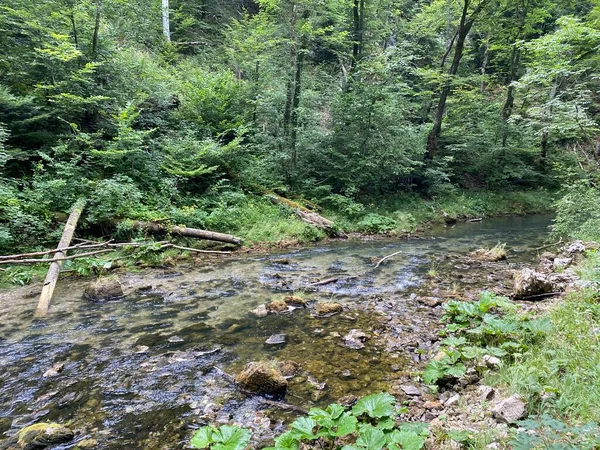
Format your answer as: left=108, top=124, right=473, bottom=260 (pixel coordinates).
left=265, top=334, right=286, bottom=346
left=168, top=335, right=184, bottom=343
left=77, top=439, right=98, bottom=449
left=235, top=362, right=288, bottom=396
left=251, top=305, right=269, bottom=318
left=267, top=300, right=288, bottom=313
left=16, top=423, right=75, bottom=450
left=277, top=361, right=300, bottom=377
left=418, top=297, right=443, bottom=307
left=479, top=385, right=495, bottom=402
left=553, top=257, right=572, bottom=270
left=400, top=385, right=421, bottom=396
left=492, top=395, right=526, bottom=424
left=313, top=302, right=343, bottom=317
left=342, top=329, right=369, bottom=350
left=567, top=240, right=586, bottom=254
left=445, top=394, right=460, bottom=407
left=513, top=269, right=557, bottom=299
left=423, top=400, right=442, bottom=410
left=337, top=395, right=358, bottom=407
left=284, top=296, right=306, bottom=307
left=483, top=355, right=501, bottom=367
left=83, top=278, right=124, bottom=301
left=42, top=362, right=65, bottom=378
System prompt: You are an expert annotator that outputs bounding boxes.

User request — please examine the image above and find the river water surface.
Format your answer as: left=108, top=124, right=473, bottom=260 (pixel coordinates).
left=0, top=215, right=552, bottom=449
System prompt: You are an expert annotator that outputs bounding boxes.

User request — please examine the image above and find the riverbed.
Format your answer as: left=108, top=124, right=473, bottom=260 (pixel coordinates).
left=0, top=215, right=552, bottom=449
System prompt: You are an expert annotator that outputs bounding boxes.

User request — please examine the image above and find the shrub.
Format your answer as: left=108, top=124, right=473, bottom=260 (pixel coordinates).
left=356, top=214, right=397, bottom=234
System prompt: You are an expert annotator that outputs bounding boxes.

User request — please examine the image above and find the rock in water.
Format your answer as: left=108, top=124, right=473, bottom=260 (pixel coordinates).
left=251, top=305, right=269, bottom=318
left=267, top=300, right=288, bottom=313
left=313, top=302, right=343, bottom=317
left=284, top=296, right=306, bottom=307
left=83, top=278, right=124, bottom=301
left=492, top=395, right=526, bottom=424
left=16, top=423, right=74, bottom=449
left=513, top=269, right=556, bottom=299
left=342, top=329, right=368, bottom=349
left=265, top=334, right=286, bottom=346
left=235, top=362, right=288, bottom=396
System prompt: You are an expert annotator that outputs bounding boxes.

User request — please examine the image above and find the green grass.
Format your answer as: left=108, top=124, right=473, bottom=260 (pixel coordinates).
left=492, top=250, right=600, bottom=423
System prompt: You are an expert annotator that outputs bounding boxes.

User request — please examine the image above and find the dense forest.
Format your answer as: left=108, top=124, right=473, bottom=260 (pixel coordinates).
left=1, top=0, right=600, bottom=251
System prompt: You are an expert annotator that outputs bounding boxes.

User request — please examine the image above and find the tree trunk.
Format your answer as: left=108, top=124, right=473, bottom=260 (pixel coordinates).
left=36, top=199, right=86, bottom=316
left=351, top=0, right=365, bottom=67
left=162, top=0, right=171, bottom=42
left=289, top=50, right=304, bottom=171
left=133, top=222, right=242, bottom=245
left=91, top=0, right=102, bottom=58
left=501, top=47, right=521, bottom=147
left=425, top=0, right=488, bottom=160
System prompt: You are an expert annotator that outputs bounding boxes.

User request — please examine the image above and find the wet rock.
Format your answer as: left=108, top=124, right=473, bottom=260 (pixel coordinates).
left=400, top=385, right=421, bottom=396
left=76, top=439, right=98, bottom=449
left=337, top=395, right=358, bottom=407
left=277, top=361, right=300, bottom=377
left=167, top=335, right=184, bottom=343
left=471, top=247, right=508, bottom=262
left=445, top=394, right=460, bottom=407
left=284, top=296, right=306, bottom=307
left=235, top=362, right=288, bottom=396
left=492, top=395, right=526, bottom=424
left=267, top=300, right=288, bottom=313
left=513, top=269, right=557, bottom=299
left=423, top=400, right=442, bottom=410
left=57, top=392, right=77, bottom=408
left=567, top=240, right=586, bottom=254
left=553, top=257, right=572, bottom=270
left=16, top=423, right=75, bottom=449
left=313, top=302, right=343, bottom=317
left=265, top=334, right=286, bottom=346
left=83, top=278, right=123, bottom=301
left=479, top=385, right=495, bottom=402
left=483, top=355, right=501, bottom=368
left=251, top=305, right=269, bottom=318
left=42, top=362, right=65, bottom=378
left=418, top=297, right=443, bottom=307
left=342, top=329, right=369, bottom=349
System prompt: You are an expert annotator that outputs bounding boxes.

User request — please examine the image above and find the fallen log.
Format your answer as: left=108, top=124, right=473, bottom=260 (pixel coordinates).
left=310, top=277, right=339, bottom=286
left=267, top=194, right=347, bottom=238
left=133, top=222, right=242, bottom=245
left=1, top=249, right=113, bottom=265
left=36, top=199, right=86, bottom=316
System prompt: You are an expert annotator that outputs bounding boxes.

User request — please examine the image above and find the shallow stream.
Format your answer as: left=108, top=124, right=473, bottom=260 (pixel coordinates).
left=0, top=215, right=552, bottom=449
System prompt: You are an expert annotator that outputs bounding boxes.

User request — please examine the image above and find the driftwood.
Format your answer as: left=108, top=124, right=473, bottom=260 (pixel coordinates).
left=310, top=277, right=339, bottom=286
left=267, top=194, right=347, bottom=238
left=36, top=199, right=86, bottom=316
left=374, top=250, right=402, bottom=268
left=133, top=221, right=242, bottom=245
left=1, top=241, right=231, bottom=265
left=467, top=218, right=483, bottom=223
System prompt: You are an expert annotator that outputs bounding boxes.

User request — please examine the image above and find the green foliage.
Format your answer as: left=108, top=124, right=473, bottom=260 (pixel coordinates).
left=553, top=179, right=600, bottom=241
left=511, top=415, right=600, bottom=450
left=356, top=214, right=397, bottom=234
left=192, top=394, right=428, bottom=450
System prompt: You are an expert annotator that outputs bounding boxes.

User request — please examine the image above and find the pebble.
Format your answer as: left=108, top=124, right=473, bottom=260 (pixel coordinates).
left=445, top=394, right=460, bottom=407
left=400, top=385, right=422, bottom=396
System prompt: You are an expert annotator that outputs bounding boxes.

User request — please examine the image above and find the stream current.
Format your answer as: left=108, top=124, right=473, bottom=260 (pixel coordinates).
left=0, top=215, right=552, bottom=449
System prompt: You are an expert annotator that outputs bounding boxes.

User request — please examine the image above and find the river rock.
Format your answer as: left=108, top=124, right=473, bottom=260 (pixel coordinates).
left=235, top=362, right=288, bottom=396
left=251, top=305, right=269, bottom=318
left=313, top=302, right=343, bottom=317
left=265, top=334, right=286, bottom=346
left=83, top=278, right=123, bottom=301
left=418, top=297, right=443, bottom=307
left=492, top=395, right=526, bottom=424
left=15, top=423, right=75, bottom=450
left=342, top=329, right=368, bottom=349
left=277, top=361, right=300, bottom=377
left=42, top=362, right=65, bottom=378
left=513, top=269, right=557, bottom=299
left=284, top=296, right=306, bottom=307
left=400, top=385, right=421, bottom=396
left=267, top=300, right=288, bottom=313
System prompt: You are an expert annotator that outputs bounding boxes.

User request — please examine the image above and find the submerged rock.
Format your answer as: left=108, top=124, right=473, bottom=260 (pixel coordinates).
left=251, top=305, right=269, bottom=318
left=277, top=361, right=300, bottom=377
left=313, top=302, right=343, bottom=317
left=13, top=423, right=74, bottom=450
left=83, top=278, right=124, bottom=301
left=235, top=362, right=288, bottom=396
left=513, top=269, right=557, bottom=299
left=265, top=334, right=286, bottom=346
left=492, top=395, right=526, bottom=424
left=342, top=329, right=369, bottom=349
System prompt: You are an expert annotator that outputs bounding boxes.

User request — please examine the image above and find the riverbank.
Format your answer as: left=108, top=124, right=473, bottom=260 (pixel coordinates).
left=0, top=189, right=555, bottom=289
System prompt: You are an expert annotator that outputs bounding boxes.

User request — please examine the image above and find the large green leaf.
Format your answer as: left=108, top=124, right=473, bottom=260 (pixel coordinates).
left=351, top=392, right=396, bottom=419
left=387, top=430, right=426, bottom=450
left=355, top=426, right=386, bottom=450
left=190, top=426, right=214, bottom=449
left=272, top=431, right=300, bottom=450
left=211, top=425, right=251, bottom=450
left=331, top=413, right=358, bottom=437
left=290, top=417, right=317, bottom=440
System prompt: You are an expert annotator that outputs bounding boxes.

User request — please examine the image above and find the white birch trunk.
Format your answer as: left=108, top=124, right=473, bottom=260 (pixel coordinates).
left=162, top=0, right=171, bottom=42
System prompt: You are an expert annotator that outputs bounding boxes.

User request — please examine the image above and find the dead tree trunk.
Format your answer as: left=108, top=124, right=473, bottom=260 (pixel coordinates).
left=36, top=199, right=86, bottom=316
left=133, top=222, right=242, bottom=245
left=91, top=0, right=102, bottom=58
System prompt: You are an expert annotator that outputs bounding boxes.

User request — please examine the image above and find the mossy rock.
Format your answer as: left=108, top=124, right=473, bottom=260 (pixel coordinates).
left=313, top=302, right=343, bottom=317
left=283, top=296, right=306, bottom=307
left=267, top=299, right=288, bottom=313
left=235, top=362, right=288, bottom=396
left=14, top=423, right=74, bottom=450
left=83, top=277, right=124, bottom=301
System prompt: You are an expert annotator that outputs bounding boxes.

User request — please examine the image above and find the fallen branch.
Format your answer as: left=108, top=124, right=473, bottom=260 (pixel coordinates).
left=517, top=291, right=562, bottom=301
left=133, top=221, right=242, bottom=245
left=160, top=244, right=231, bottom=255
left=0, top=240, right=113, bottom=261
left=37, top=199, right=86, bottom=316
left=310, top=277, right=339, bottom=286
left=467, top=218, right=483, bottom=223
left=1, top=249, right=114, bottom=265
left=535, top=240, right=563, bottom=251
left=374, top=250, right=402, bottom=269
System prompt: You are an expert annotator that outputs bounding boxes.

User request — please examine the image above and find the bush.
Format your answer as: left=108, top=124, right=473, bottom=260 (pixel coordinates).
left=553, top=180, right=600, bottom=241
left=356, top=214, right=397, bottom=233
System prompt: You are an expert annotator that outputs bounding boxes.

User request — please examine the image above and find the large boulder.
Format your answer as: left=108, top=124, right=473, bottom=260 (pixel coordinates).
left=235, top=362, right=288, bottom=396
left=83, top=278, right=123, bottom=301
left=513, top=269, right=557, bottom=299
left=10, top=423, right=75, bottom=450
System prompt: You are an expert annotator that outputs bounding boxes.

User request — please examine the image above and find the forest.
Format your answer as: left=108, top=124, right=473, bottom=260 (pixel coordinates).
left=2, top=1, right=600, bottom=450
left=1, top=0, right=599, bottom=254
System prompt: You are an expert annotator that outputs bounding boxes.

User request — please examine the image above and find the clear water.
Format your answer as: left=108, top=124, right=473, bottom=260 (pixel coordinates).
left=0, top=215, right=552, bottom=449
